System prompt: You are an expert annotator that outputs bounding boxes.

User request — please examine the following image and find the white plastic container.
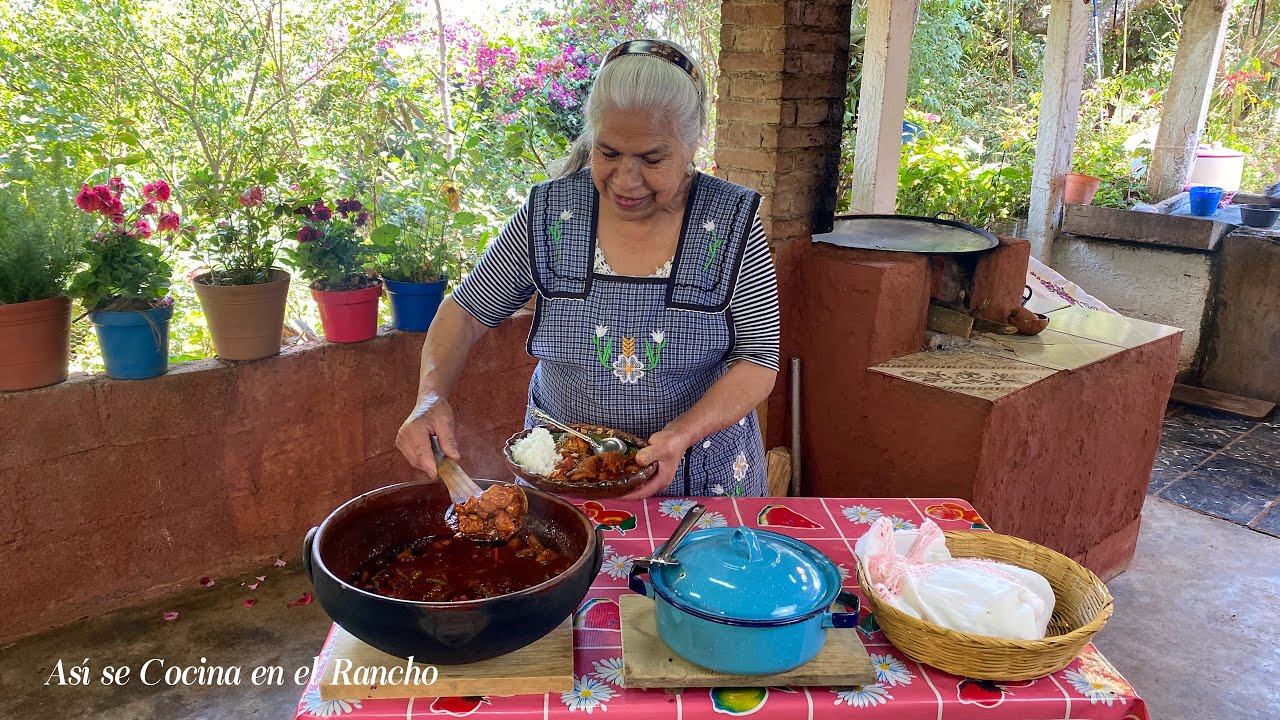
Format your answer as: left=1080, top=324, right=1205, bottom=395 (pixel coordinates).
left=1186, top=144, right=1245, bottom=192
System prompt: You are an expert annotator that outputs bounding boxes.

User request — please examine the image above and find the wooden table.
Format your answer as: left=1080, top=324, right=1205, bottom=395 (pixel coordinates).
left=293, top=496, right=1150, bottom=719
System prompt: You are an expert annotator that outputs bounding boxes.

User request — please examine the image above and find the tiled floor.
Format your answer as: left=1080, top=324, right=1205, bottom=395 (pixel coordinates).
left=1150, top=403, right=1280, bottom=535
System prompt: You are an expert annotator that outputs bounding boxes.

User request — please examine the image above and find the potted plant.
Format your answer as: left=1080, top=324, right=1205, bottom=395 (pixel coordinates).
left=68, top=178, right=181, bottom=380
left=1063, top=171, right=1103, bottom=205
left=285, top=197, right=379, bottom=343
left=188, top=186, right=292, bottom=360
left=372, top=181, right=477, bottom=332
left=0, top=184, right=90, bottom=391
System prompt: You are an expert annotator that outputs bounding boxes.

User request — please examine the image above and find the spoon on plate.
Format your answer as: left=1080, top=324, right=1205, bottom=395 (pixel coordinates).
left=529, top=407, right=629, bottom=455
left=431, top=437, right=528, bottom=542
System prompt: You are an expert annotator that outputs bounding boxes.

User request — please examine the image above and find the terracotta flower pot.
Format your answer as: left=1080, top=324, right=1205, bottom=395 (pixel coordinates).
left=1063, top=173, right=1102, bottom=205
left=311, top=280, right=383, bottom=343
left=0, top=296, right=72, bottom=391
left=193, top=269, right=291, bottom=361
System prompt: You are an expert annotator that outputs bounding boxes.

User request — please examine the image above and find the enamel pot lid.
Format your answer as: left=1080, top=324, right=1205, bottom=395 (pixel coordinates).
left=651, top=527, right=842, bottom=625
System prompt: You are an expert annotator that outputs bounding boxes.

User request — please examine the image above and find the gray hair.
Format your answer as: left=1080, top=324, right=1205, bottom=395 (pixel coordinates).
left=553, top=40, right=708, bottom=178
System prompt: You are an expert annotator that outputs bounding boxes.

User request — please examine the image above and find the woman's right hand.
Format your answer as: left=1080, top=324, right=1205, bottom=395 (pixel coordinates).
left=396, top=392, right=461, bottom=479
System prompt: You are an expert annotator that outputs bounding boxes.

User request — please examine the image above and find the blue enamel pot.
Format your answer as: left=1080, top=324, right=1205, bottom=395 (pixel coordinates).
left=628, top=524, right=860, bottom=675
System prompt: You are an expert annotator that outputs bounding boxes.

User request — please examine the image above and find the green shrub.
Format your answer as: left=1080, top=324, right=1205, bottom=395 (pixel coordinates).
left=0, top=184, right=89, bottom=305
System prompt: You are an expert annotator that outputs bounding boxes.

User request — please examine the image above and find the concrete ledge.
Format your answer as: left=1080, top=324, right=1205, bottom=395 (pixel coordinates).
left=1062, top=204, right=1231, bottom=252
left=0, top=319, right=536, bottom=645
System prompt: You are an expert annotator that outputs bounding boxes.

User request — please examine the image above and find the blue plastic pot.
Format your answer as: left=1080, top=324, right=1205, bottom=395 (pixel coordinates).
left=628, top=526, right=859, bottom=675
left=383, top=277, right=446, bottom=332
left=1188, top=186, right=1224, bottom=216
left=90, top=305, right=173, bottom=380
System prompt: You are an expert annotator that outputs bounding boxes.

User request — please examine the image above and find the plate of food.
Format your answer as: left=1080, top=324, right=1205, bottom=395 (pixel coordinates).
left=504, top=423, right=658, bottom=499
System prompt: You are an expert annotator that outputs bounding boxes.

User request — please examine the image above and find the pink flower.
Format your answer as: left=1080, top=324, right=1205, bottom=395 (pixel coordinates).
left=140, top=201, right=158, bottom=215
left=107, top=197, right=124, bottom=216
left=132, top=220, right=153, bottom=239
left=108, top=177, right=125, bottom=195
left=924, top=113, right=941, bottom=123
left=286, top=592, right=313, bottom=609
left=110, top=212, right=126, bottom=225
left=158, top=212, right=180, bottom=232
left=238, top=186, right=264, bottom=207
left=75, top=184, right=102, bottom=213
left=143, top=179, right=171, bottom=202
left=298, top=226, right=320, bottom=243
left=312, top=200, right=332, bottom=222
left=289, top=183, right=301, bottom=193
left=242, top=599, right=257, bottom=608
left=162, top=611, right=179, bottom=621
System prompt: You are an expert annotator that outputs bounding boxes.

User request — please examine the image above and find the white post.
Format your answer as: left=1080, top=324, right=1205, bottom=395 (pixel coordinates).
left=1148, top=0, right=1234, bottom=201
left=849, top=0, right=920, bottom=214
left=1027, top=0, right=1091, bottom=260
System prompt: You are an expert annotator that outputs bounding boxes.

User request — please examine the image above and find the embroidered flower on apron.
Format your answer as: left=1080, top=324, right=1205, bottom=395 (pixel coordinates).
left=702, top=220, right=723, bottom=271
left=592, top=327, right=668, bottom=382
left=612, top=337, right=645, bottom=384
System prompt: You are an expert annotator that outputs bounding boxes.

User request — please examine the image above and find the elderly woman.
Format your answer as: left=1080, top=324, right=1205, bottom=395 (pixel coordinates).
left=397, top=39, right=779, bottom=498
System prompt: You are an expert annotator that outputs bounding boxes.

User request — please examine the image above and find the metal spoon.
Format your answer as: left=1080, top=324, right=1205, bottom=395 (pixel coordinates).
left=529, top=407, right=628, bottom=455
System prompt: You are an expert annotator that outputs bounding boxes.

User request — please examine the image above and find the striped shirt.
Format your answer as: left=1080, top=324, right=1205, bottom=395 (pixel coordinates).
left=452, top=203, right=781, bottom=371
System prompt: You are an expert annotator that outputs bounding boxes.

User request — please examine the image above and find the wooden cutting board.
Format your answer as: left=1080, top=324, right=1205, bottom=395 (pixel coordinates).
left=620, top=595, right=877, bottom=689
left=319, top=619, right=573, bottom=700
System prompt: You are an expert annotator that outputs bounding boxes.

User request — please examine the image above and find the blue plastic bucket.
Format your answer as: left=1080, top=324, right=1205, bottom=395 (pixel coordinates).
left=1188, top=186, right=1224, bottom=216
left=383, top=277, right=446, bottom=332
left=90, top=305, right=173, bottom=380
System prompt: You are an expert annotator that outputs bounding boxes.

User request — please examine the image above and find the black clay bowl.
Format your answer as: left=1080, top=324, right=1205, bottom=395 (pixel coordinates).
left=303, top=479, right=603, bottom=663
left=1238, top=204, right=1279, bottom=228
left=504, top=424, right=658, bottom=499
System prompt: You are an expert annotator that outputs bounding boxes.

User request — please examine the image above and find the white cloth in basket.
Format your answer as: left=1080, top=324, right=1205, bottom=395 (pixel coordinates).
left=855, top=517, right=1056, bottom=641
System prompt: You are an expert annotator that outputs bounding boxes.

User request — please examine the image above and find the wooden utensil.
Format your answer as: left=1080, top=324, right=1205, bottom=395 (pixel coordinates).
left=432, top=436, right=529, bottom=542
left=431, top=436, right=484, bottom=505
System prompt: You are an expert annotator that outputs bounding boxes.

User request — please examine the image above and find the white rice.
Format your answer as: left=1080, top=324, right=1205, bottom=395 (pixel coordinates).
left=511, top=427, right=560, bottom=476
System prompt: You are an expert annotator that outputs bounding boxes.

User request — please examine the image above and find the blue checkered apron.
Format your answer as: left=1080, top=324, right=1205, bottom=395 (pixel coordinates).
left=521, top=169, right=766, bottom=497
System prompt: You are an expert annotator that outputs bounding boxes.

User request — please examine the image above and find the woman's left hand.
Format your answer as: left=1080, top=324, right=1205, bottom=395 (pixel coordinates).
left=621, top=428, right=691, bottom=500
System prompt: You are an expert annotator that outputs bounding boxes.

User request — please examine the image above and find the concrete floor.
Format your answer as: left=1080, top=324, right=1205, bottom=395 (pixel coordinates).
left=2, top=496, right=1277, bottom=719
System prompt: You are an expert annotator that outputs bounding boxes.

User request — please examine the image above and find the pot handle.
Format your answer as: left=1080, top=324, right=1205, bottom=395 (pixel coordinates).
left=822, top=590, right=862, bottom=629
left=627, top=565, right=654, bottom=598
left=302, top=526, right=318, bottom=584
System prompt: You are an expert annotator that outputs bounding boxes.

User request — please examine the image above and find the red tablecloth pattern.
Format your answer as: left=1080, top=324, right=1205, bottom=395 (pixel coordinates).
left=295, top=496, right=1149, bottom=720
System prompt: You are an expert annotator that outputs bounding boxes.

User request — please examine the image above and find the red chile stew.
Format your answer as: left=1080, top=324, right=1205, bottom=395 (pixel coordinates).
left=350, top=532, right=574, bottom=602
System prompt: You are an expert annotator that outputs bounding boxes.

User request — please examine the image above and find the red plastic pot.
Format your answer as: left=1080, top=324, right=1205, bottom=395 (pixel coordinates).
left=311, top=281, right=382, bottom=343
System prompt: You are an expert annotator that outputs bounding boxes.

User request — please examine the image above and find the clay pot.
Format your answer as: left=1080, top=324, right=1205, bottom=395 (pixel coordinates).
left=192, top=267, right=290, bottom=361
left=192, top=269, right=291, bottom=361
left=1008, top=307, right=1049, bottom=336
left=1063, top=173, right=1102, bottom=205
left=0, top=296, right=72, bottom=391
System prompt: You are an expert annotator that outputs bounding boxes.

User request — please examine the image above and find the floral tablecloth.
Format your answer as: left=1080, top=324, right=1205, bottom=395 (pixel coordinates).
left=295, top=496, right=1149, bottom=720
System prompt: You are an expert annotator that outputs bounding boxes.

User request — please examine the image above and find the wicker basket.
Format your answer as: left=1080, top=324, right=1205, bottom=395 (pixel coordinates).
left=855, top=530, right=1114, bottom=681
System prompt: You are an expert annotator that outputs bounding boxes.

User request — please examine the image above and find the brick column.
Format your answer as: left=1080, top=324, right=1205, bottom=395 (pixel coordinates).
left=715, top=0, right=853, bottom=449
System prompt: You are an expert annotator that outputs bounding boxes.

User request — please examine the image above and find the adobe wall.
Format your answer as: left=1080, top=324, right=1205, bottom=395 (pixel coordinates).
left=0, top=318, right=536, bottom=645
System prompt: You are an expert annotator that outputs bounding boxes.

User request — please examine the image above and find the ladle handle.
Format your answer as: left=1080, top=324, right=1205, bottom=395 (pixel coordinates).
left=432, top=436, right=482, bottom=504
left=529, top=407, right=602, bottom=451
left=653, top=504, right=706, bottom=564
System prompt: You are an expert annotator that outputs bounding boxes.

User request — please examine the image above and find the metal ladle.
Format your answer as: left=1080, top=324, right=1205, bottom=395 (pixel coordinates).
left=634, top=504, right=706, bottom=571
left=529, top=407, right=629, bottom=455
